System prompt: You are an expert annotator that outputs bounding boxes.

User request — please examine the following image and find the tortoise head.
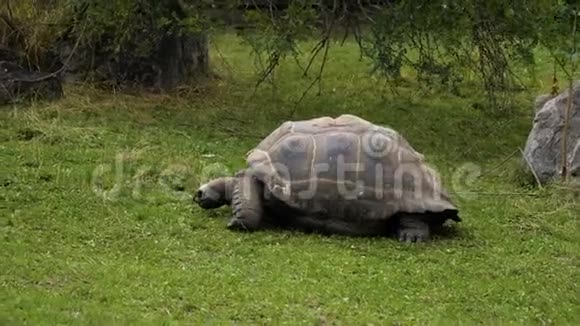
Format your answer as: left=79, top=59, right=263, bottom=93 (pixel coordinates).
left=194, top=177, right=237, bottom=209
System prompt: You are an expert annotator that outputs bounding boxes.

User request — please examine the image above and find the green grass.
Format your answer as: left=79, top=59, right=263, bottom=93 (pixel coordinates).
left=1, top=33, right=579, bottom=324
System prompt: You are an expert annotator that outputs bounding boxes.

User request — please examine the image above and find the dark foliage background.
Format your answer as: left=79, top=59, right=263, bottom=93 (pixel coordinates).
left=0, top=0, right=577, bottom=103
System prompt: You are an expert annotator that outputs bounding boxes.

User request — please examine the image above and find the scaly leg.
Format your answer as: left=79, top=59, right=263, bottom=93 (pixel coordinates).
left=228, top=171, right=264, bottom=231
left=397, top=215, right=430, bottom=242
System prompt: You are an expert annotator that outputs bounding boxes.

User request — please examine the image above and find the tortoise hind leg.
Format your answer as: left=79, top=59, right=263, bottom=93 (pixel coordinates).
left=397, top=214, right=430, bottom=242
left=228, top=172, right=264, bottom=231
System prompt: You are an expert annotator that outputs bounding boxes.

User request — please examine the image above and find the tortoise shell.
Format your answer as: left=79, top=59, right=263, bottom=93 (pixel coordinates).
left=246, top=114, right=458, bottom=221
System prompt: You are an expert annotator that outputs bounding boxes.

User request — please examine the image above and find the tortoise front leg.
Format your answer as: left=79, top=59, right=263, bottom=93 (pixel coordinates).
left=397, top=214, right=430, bottom=242
left=228, top=171, right=264, bottom=231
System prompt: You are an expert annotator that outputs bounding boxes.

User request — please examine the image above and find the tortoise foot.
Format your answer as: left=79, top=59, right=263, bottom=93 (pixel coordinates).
left=397, top=216, right=430, bottom=243
left=227, top=218, right=251, bottom=232
left=397, top=228, right=429, bottom=243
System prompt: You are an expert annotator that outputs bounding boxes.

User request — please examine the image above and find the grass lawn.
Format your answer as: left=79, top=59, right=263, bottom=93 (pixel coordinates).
left=1, top=33, right=578, bottom=324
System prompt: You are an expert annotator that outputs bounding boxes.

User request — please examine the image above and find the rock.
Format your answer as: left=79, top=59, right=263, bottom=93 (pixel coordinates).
left=0, top=61, right=63, bottom=105
left=571, top=140, right=580, bottom=180
left=534, top=93, right=554, bottom=113
left=523, top=81, right=580, bottom=184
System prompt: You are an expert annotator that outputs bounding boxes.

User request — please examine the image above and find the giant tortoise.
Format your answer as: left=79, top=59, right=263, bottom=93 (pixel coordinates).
left=194, top=114, right=460, bottom=242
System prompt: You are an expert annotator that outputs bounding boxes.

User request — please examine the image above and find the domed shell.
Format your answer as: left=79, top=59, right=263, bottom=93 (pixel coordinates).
left=246, top=114, right=458, bottom=221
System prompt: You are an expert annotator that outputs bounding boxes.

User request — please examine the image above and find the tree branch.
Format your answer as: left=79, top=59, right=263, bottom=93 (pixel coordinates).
left=560, top=10, right=578, bottom=181
left=302, top=37, right=327, bottom=77
left=292, top=36, right=330, bottom=110
left=27, top=22, right=86, bottom=82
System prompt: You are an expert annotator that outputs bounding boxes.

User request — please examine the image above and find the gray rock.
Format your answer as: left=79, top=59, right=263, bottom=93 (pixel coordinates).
left=571, top=140, right=580, bottom=181
left=534, top=93, right=554, bottom=113
left=523, top=81, right=580, bottom=184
